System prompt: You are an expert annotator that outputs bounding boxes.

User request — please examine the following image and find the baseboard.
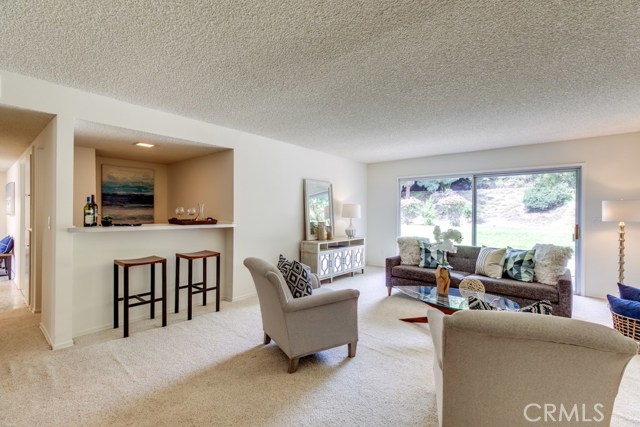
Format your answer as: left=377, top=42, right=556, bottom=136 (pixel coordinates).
left=39, top=323, right=74, bottom=350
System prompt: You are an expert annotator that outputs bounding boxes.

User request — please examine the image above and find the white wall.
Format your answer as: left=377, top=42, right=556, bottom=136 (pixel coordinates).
left=367, top=133, right=640, bottom=299
left=0, top=172, right=7, bottom=238
left=0, top=70, right=367, bottom=346
left=73, top=147, right=96, bottom=227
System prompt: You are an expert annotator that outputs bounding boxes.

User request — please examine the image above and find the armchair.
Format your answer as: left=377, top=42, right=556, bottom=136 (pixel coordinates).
left=243, top=257, right=359, bottom=373
left=427, top=308, right=637, bottom=427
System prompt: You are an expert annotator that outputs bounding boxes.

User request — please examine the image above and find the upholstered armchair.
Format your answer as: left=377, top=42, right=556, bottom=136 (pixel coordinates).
left=427, top=308, right=637, bottom=427
left=243, top=257, right=359, bottom=373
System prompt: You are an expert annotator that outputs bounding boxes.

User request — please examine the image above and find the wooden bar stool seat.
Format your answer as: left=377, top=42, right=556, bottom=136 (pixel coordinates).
left=113, top=255, right=167, bottom=338
left=175, top=250, right=221, bottom=320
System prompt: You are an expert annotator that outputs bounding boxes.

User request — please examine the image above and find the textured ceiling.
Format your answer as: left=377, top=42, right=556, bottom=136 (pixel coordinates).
left=1, top=1, right=639, bottom=164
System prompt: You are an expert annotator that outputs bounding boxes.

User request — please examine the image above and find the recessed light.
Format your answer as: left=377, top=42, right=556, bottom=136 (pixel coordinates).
left=135, top=142, right=155, bottom=148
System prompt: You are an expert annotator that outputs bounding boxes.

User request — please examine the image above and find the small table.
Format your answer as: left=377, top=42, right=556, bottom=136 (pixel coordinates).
left=395, top=285, right=519, bottom=323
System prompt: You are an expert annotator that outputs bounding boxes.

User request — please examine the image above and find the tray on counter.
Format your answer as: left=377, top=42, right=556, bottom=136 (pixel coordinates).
left=168, top=218, right=218, bottom=225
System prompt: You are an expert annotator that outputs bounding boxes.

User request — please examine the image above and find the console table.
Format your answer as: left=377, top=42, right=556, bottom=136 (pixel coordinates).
left=300, top=237, right=365, bottom=282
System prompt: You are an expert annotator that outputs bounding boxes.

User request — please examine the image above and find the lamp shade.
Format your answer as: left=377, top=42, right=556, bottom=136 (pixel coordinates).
left=342, top=203, right=361, bottom=219
left=602, top=200, right=640, bottom=222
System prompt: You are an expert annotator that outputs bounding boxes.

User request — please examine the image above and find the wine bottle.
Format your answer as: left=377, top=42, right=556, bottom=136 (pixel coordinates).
left=83, top=197, right=93, bottom=227
left=90, top=194, right=98, bottom=226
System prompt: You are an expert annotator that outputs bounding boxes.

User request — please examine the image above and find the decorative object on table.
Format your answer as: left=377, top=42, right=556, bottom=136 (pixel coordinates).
left=195, top=203, right=205, bottom=220
left=326, top=226, right=333, bottom=241
left=101, top=215, right=113, bottom=227
left=435, top=264, right=452, bottom=296
left=303, top=179, right=334, bottom=241
left=175, top=206, right=185, bottom=219
left=102, top=165, right=154, bottom=224
left=317, top=221, right=326, bottom=241
left=602, top=200, right=640, bottom=283
left=187, top=207, right=197, bottom=219
left=168, top=217, right=218, bottom=225
left=431, top=225, right=463, bottom=253
left=459, top=277, right=485, bottom=299
left=342, top=203, right=361, bottom=238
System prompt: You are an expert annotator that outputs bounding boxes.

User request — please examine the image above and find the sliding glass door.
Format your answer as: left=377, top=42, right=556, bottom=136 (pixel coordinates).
left=399, top=168, right=580, bottom=292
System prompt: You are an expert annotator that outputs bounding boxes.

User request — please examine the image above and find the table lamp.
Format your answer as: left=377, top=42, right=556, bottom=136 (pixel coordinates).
left=602, top=200, right=640, bottom=283
left=342, top=203, right=361, bottom=238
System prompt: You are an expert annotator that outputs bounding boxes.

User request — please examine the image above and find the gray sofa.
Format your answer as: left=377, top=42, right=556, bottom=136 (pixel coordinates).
left=386, top=245, right=573, bottom=317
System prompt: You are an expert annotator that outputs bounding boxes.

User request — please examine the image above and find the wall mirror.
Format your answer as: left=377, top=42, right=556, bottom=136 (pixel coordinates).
left=304, top=179, right=334, bottom=240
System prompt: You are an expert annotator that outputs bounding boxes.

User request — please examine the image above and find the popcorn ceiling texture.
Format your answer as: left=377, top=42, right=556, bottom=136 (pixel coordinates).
left=0, top=1, right=639, bottom=163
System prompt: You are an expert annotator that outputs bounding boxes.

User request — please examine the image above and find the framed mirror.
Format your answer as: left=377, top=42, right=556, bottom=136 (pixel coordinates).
left=303, top=179, right=334, bottom=241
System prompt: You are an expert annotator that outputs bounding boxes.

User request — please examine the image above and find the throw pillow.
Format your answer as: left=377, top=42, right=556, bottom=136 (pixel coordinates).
left=277, top=254, right=291, bottom=273
left=518, top=300, right=553, bottom=315
left=475, top=247, right=506, bottom=279
left=532, top=243, right=573, bottom=285
left=397, top=236, right=429, bottom=265
left=467, top=295, right=497, bottom=311
left=0, top=235, right=13, bottom=254
left=618, top=282, right=640, bottom=302
left=280, top=259, right=313, bottom=298
left=608, top=294, right=640, bottom=319
left=503, top=247, right=536, bottom=282
left=419, top=240, right=446, bottom=269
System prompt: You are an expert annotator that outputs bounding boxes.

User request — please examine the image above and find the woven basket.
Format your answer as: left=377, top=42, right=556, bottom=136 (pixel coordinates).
left=611, top=309, right=640, bottom=354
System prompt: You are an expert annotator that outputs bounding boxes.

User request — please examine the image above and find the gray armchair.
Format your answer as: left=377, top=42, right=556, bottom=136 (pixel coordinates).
left=427, top=308, right=638, bottom=427
left=244, top=257, right=359, bottom=373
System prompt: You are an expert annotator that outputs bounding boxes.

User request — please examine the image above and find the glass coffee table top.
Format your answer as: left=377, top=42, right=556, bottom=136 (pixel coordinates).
left=395, top=285, right=519, bottom=322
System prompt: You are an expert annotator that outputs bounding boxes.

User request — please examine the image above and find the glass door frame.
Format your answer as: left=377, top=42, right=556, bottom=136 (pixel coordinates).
left=397, top=165, right=583, bottom=294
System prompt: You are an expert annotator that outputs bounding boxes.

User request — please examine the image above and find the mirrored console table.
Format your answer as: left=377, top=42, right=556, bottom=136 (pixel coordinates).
left=300, top=237, right=365, bottom=282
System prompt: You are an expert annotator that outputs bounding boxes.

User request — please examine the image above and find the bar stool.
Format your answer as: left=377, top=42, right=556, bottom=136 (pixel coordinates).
left=113, top=256, right=167, bottom=338
left=175, top=250, right=221, bottom=320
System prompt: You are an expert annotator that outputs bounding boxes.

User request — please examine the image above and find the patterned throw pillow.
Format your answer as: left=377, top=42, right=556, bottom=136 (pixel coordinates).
left=518, top=300, right=553, bottom=315
left=419, top=240, right=446, bottom=268
left=467, top=296, right=497, bottom=311
left=277, top=255, right=313, bottom=298
left=503, top=247, right=536, bottom=282
left=475, top=247, right=506, bottom=279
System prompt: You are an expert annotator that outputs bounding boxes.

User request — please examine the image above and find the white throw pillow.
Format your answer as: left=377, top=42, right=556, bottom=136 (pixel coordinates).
left=532, top=243, right=574, bottom=285
left=397, top=236, right=429, bottom=265
left=475, top=247, right=506, bottom=279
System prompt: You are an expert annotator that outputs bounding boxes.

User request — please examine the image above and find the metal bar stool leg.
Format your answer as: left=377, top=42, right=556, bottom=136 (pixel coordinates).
left=202, top=258, right=208, bottom=306
left=174, top=255, right=180, bottom=313
left=162, top=261, right=167, bottom=327
left=150, top=263, right=156, bottom=319
left=216, top=254, right=220, bottom=312
left=124, top=266, right=130, bottom=338
left=188, top=259, right=193, bottom=320
left=114, top=263, right=119, bottom=328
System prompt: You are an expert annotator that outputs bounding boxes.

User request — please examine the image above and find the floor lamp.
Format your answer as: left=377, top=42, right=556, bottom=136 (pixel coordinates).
left=602, top=200, right=640, bottom=283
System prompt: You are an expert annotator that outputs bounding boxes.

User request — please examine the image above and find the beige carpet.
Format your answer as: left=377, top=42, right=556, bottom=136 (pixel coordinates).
left=0, top=269, right=639, bottom=427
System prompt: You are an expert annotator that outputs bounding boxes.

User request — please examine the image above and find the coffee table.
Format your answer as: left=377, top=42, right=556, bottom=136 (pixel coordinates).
left=395, top=285, right=519, bottom=323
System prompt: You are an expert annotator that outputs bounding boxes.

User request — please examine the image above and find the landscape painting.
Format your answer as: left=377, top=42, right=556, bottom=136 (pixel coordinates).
left=101, top=165, right=154, bottom=224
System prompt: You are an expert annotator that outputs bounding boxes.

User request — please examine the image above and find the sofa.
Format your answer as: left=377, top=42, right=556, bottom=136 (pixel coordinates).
left=386, top=245, right=573, bottom=317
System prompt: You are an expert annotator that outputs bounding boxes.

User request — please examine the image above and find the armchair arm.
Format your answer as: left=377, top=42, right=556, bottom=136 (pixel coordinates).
left=386, top=256, right=401, bottom=290
left=284, top=289, right=360, bottom=313
left=427, top=308, right=445, bottom=369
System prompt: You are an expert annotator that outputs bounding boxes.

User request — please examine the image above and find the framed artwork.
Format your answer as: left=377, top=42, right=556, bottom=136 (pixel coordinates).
left=101, top=165, right=154, bottom=224
left=6, top=182, right=15, bottom=216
